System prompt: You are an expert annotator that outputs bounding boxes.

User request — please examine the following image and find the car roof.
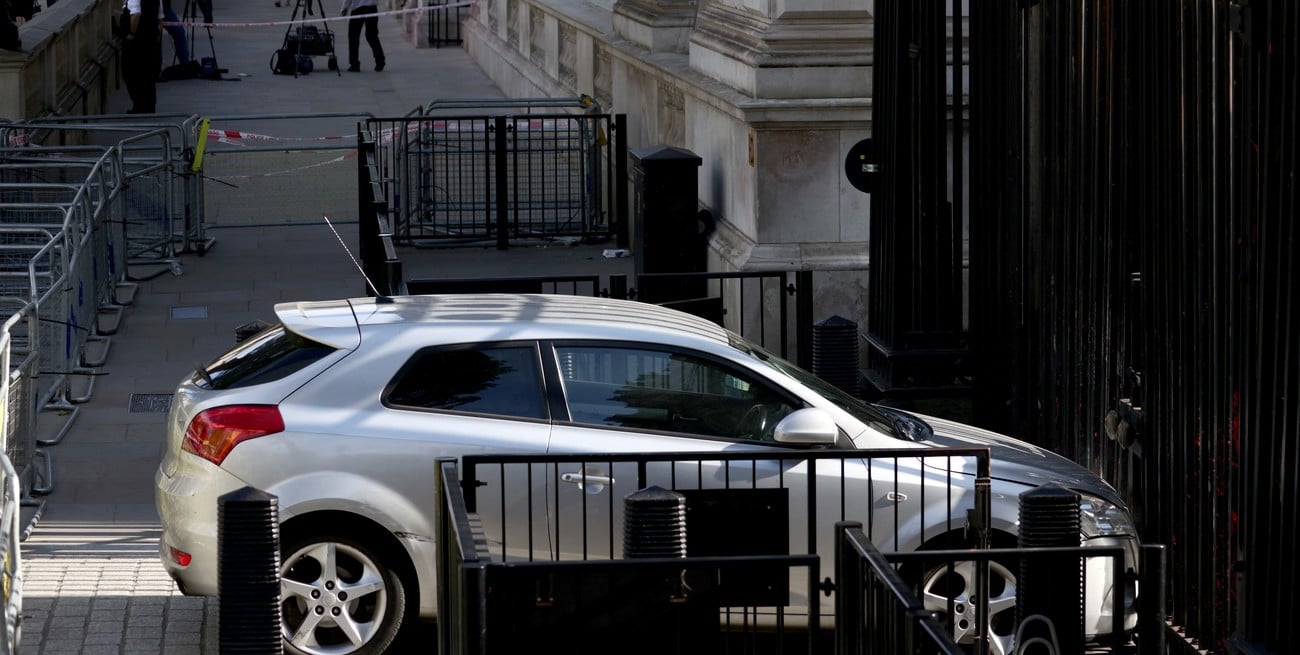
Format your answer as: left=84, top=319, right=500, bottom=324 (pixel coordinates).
left=274, top=294, right=733, bottom=350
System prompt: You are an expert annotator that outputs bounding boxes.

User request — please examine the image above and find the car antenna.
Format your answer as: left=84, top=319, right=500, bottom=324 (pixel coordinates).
left=322, top=214, right=393, bottom=303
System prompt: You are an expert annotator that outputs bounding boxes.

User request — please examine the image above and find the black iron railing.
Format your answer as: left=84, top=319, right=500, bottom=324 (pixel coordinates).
left=426, top=0, right=467, bottom=47
left=964, top=1, right=1299, bottom=652
left=405, top=269, right=813, bottom=367
left=835, top=522, right=964, bottom=655
left=364, top=111, right=627, bottom=249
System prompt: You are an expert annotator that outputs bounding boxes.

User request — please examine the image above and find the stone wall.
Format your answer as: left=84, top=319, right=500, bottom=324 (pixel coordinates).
left=458, top=0, right=875, bottom=328
left=0, top=0, right=121, bottom=121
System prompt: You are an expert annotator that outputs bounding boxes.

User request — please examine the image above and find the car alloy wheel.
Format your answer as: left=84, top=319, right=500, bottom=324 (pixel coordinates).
left=280, top=534, right=406, bottom=655
left=921, top=559, right=1018, bottom=655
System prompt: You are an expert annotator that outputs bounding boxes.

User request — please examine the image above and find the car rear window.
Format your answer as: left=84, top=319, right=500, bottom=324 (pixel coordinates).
left=386, top=345, right=546, bottom=420
left=197, top=324, right=337, bottom=390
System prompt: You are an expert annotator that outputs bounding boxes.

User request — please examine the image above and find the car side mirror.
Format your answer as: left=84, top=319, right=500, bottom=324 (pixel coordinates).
left=773, top=408, right=839, bottom=445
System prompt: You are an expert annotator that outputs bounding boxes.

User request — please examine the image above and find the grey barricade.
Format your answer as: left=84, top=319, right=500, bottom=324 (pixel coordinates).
left=0, top=129, right=156, bottom=502
left=0, top=452, right=20, bottom=655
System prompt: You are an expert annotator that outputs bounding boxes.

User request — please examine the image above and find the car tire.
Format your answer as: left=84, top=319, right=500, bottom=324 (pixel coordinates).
left=919, top=558, right=1019, bottom=655
left=279, top=532, right=410, bottom=655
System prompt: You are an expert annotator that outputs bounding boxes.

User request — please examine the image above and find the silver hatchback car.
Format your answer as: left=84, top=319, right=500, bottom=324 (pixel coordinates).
left=155, top=293, right=1138, bottom=655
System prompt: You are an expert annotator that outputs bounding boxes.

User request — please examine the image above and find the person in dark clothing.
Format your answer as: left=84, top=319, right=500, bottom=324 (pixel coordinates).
left=340, top=0, right=384, bottom=72
left=120, top=0, right=162, bottom=113
left=3, top=0, right=35, bottom=23
left=2, top=0, right=37, bottom=51
left=160, top=0, right=189, bottom=65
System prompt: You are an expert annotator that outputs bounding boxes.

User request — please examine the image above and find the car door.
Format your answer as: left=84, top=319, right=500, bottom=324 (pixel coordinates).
left=284, top=338, right=554, bottom=560
left=537, top=340, right=954, bottom=624
left=541, top=341, right=805, bottom=561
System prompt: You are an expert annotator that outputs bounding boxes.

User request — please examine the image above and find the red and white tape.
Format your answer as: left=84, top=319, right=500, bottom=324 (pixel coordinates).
left=206, top=128, right=354, bottom=146
left=203, top=117, right=589, bottom=178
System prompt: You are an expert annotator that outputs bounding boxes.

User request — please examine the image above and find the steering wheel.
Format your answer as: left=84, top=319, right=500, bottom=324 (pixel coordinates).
left=737, top=403, right=769, bottom=440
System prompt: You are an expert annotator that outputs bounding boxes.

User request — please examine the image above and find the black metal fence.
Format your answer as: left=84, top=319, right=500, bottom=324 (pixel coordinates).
left=356, top=127, right=406, bottom=298
left=427, top=0, right=467, bottom=47
left=958, top=1, right=1299, bottom=653
left=440, top=448, right=997, bottom=651
left=405, top=269, right=815, bottom=367
left=834, top=522, right=964, bottom=655
left=364, top=111, right=627, bottom=249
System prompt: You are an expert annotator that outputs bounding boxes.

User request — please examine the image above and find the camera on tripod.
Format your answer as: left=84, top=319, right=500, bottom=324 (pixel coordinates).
left=272, top=0, right=339, bottom=76
left=284, top=24, right=333, bottom=56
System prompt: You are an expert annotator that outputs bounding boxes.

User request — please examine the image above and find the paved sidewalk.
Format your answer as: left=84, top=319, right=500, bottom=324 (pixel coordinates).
left=16, top=1, right=511, bottom=652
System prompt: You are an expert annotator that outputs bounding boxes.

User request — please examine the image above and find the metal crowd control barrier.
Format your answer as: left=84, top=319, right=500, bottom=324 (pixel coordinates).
left=0, top=114, right=209, bottom=260
left=447, top=447, right=992, bottom=651
left=200, top=112, right=373, bottom=231
left=0, top=127, right=161, bottom=503
left=0, top=453, right=21, bottom=655
left=368, top=101, right=627, bottom=248
left=1, top=307, right=50, bottom=522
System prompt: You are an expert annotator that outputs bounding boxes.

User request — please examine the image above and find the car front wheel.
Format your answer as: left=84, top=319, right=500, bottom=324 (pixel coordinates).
left=279, top=533, right=408, bottom=655
left=921, top=559, right=1018, bottom=655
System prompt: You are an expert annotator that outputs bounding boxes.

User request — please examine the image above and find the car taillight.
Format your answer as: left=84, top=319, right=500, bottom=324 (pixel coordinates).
left=182, top=405, right=285, bottom=465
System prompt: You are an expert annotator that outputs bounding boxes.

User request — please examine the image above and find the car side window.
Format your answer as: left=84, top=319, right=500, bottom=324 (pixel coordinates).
left=387, top=345, right=547, bottom=420
left=555, top=345, right=796, bottom=441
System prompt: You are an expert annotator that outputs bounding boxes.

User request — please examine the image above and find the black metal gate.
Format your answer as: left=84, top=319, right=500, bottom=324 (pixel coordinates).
left=959, top=1, right=1299, bottom=653
left=366, top=111, right=627, bottom=249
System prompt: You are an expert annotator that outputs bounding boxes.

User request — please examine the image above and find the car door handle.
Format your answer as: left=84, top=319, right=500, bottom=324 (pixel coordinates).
left=560, top=472, right=616, bottom=486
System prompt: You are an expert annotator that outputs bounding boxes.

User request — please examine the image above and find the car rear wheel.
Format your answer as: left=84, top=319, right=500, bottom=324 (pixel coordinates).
left=921, top=559, right=1018, bottom=655
left=279, top=533, right=408, bottom=655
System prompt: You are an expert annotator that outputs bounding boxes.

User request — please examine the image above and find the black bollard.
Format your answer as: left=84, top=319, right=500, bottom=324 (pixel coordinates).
left=623, top=486, right=687, bottom=559
left=1017, top=482, right=1082, bottom=655
left=812, top=315, right=860, bottom=396
left=218, top=487, right=283, bottom=654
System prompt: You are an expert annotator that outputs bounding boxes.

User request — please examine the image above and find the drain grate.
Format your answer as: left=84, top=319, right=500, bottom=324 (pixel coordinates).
left=129, top=393, right=174, bottom=413
left=171, top=305, right=209, bottom=320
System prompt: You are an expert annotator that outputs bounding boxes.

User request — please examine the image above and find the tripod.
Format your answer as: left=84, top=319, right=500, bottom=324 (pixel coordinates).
left=182, top=0, right=221, bottom=78
left=281, top=0, right=340, bottom=77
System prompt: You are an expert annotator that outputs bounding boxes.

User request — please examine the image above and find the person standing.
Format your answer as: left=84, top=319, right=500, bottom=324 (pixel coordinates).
left=2, top=0, right=36, bottom=51
left=120, top=0, right=162, bottom=113
left=160, top=0, right=189, bottom=65
left=340, top=0, right=384, bottom=72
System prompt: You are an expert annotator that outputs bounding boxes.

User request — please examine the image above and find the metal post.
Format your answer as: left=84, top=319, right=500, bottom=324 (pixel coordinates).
left=795, top=270, right=814, bottom=369
left=1139, top=544, right=1166, bottom=654
left=494, top=116, right=509, bottom=250
left=614, top=113, right=629, bottom=249
left=835, top=521, right=864, bottom=655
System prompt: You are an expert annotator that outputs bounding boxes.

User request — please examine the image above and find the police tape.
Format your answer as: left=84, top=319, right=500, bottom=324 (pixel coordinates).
left=163, top=2, right=473, bottom=29
left=208, top=149, right=360, bottom=181
left=205, top=118, right=588, bottom=147
left=202, top=116, right=596, bottom=177
left=206, top=128, right=354, bottom=145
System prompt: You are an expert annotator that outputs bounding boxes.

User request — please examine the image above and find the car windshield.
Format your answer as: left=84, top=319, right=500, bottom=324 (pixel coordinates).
left=727, top=334, right=900, bottom=439
left=198, top=324, right=337, bottom=390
